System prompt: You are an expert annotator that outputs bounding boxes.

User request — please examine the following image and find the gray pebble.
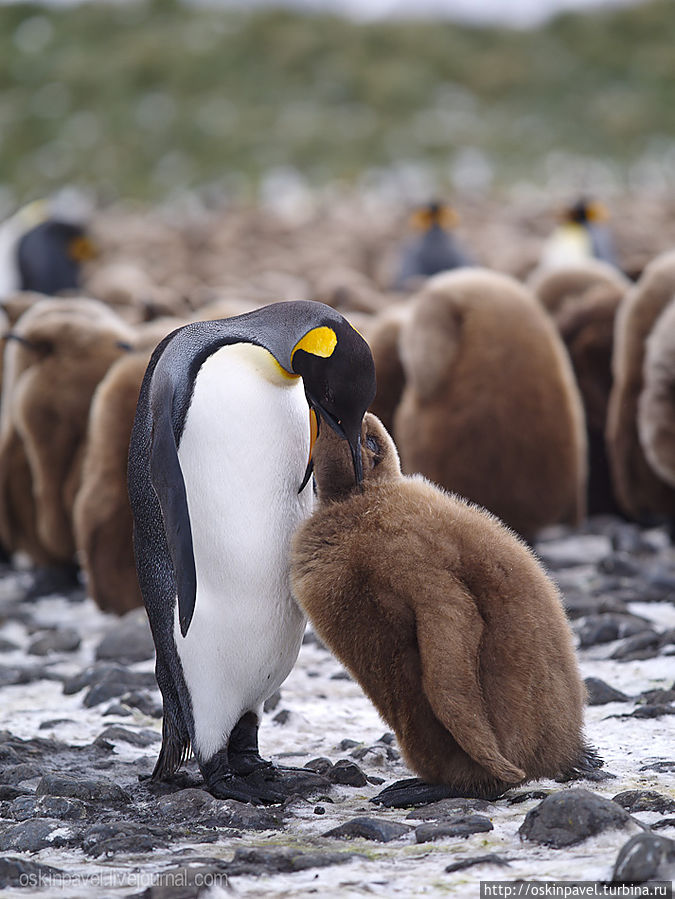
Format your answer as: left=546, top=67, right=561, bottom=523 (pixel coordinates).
left=323, top=816, right=412, bottom=842
left=95, top=726, right=161, bottom=748
left=518, top=789, right=633, bottom=848
left=415, top=815, right=493, bottom=842
left=405, top=798, right=494, bottom=819
left=327, top=759, right=368, bottom=787
left=612, top=790, right=675, bottom=814
left=0, top=856, right=64, bottom=888
left=36, top=773, right=130, bottom=804
left=95, top=609, right=154, bottom=664
left=227, top=846, right=357, bottom=875
left=612, top=832, right=675, bottom=883
left=0, top=818, right=73, bottom=852
left=9, top=794, right=92, bottom=821
left=584, top=677, right=631, bottom=705
left=28, top=628, right=81, bottom=656
left=445, top=854, right=511, bottom=873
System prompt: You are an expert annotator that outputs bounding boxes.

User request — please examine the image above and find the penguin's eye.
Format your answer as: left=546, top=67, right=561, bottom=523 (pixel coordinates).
left=365, top=434, right=382, bottom=465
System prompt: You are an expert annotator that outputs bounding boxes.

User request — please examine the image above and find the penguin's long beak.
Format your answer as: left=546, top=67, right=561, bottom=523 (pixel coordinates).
left=311, top=402, right=363, bottom=487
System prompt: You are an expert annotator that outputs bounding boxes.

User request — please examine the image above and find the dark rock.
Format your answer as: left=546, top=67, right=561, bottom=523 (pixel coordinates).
left=519, top=789, right=633, bottom=848
left=0, top=785, right=32, bottom=801
left=611, top=630, right=662, bottom=661
left=0, top=638, right=19, bottom=653
left=584, top=678, right=631, bottom=705
left=83, top=670, right=158, bottom=707
left=0, top=819, right=73, bottom=852
left=612, top=790, right=675, bottom=814
left=0, top=763, right=43, bottom=785
left=640, top=761, right=675, bottom=773
left=36, top=773, right=130, bottom=803
left=103, top=704, right=133, bottom=717
left=378, top=733, right=396, bottom=745
left=640, top=686, right=675, bottom=704
left=415, top=816, right=493, bottom=842
left=598, top=552, right=642, bottom=577
left=575, top=614, right=651, bottom=648
left=81, top=822, right=167, bottom=858
left=38, top=718, right=75, bottom=729
left=323, top=816, right=412, bottom=842
left=0, top=856, right=64, bottom=888
left=272, top=709, right=290, bottom=725
left=95, top=726, right=161, bottom=748
left=624, top=704, right=675, bottom=719
left=304, top=758, right=333, bottom=775
left=155, top=791, right=282, bottom=830
left=612, top=833, right=675, bottom=883
left=506, top=791, right=549, bottom=805
left=0, top=665, right=51, bottom=687
left=406, top=798, right=493, bottom=819
left=122, top=691, right=163, bottom=718
left=327, top=759, right=368, bottom=787
left=351, top=743, right=400, bottom=763
left=560, top=591, right=627, bottom=620
left=263, top=690, right=281, bottom=713
left=330, top=670, right=352, bottom=680
left=445, top=855, right=511, bottom=873
left=9, top=794, right=92, bottom=821
left=95, top=610, right=154, bottom=664
left=227, top=846, right=356, bottom=876
left=337, top=739, right=359, bottom=751
left=314, top=806, right=325, bottom=815
left=406, top=797, right=494, bottom=821
left=28, top=628, right=81, bottom=656
left=136, top=862, right=230, bottom=897
left=652, top=818, right=675, bottom=831
left=64, top=662, right=156, bottom=696
left=367, top=776, right=385, bottom=785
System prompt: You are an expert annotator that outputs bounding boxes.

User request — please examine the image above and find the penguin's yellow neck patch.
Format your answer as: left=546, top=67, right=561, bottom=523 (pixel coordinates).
left=292, top=327, right=337, bottom=363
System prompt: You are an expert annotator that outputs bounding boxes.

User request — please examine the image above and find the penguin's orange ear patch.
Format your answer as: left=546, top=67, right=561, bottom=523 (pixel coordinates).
left=68, top=235, right=98, bottom=262
left=292, top=326, right=337, bottom=361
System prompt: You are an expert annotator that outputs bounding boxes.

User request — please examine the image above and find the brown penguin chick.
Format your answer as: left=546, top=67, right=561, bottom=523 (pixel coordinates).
left=367, top=302, right=412, bottom=435
left=73, top=316, right=182, bottom=614
left=291, top=414, right=597, bottom=803
left=553, top=283, right=625, bottom=516
left=637, top=297, right=675, bottom=489
left=606, top=249, right=675, bottom=522
left=393, top=269, right=587, bottom=540
left=528, top=259, right=629, bottom=319
left=0, top=298, right=134, bottom=564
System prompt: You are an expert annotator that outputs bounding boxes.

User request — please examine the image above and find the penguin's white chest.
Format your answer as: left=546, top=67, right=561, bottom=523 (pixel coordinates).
left=175, top=342, right=313, bottom=757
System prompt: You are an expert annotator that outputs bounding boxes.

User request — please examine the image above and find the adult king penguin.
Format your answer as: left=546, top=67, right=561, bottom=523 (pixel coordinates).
left=128, top=301, right=376, bottom=804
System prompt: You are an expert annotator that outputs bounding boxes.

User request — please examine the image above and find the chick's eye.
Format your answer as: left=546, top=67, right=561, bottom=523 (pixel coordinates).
left=365, top=434, right=381, bottom=464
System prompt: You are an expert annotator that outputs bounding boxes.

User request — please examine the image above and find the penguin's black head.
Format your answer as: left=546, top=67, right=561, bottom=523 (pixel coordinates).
left=17, top=220, right=95, bottom=295
left=290, top=316, right=376, bottom=487
left=565, top=199, right=608, bottom=226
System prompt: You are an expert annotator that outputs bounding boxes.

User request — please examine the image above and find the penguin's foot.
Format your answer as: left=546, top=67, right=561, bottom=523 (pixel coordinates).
left=206, top=770, right=286, bottom=806
left=229, top=751, right=273, bottom=776
left=371, top=778, right=496, bottom=808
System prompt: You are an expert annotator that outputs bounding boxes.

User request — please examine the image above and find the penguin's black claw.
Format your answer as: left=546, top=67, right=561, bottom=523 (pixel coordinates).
left=371, top=778, right=481, bottom=808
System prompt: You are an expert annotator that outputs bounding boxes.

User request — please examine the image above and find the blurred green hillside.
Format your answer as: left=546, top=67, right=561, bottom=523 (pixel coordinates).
left=1, top=0, right=674, bottom=203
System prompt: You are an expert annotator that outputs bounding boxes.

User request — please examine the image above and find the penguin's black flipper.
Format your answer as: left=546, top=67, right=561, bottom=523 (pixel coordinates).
left=148, top=365, right=197, bottom=638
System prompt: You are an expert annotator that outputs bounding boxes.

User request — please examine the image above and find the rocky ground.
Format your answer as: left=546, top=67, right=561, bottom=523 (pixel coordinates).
left=0, top=516, right=673, bottom=898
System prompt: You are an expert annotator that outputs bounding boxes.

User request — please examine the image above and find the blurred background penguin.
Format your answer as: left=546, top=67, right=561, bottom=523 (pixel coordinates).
left=393, top=200, right=473, bottom=291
